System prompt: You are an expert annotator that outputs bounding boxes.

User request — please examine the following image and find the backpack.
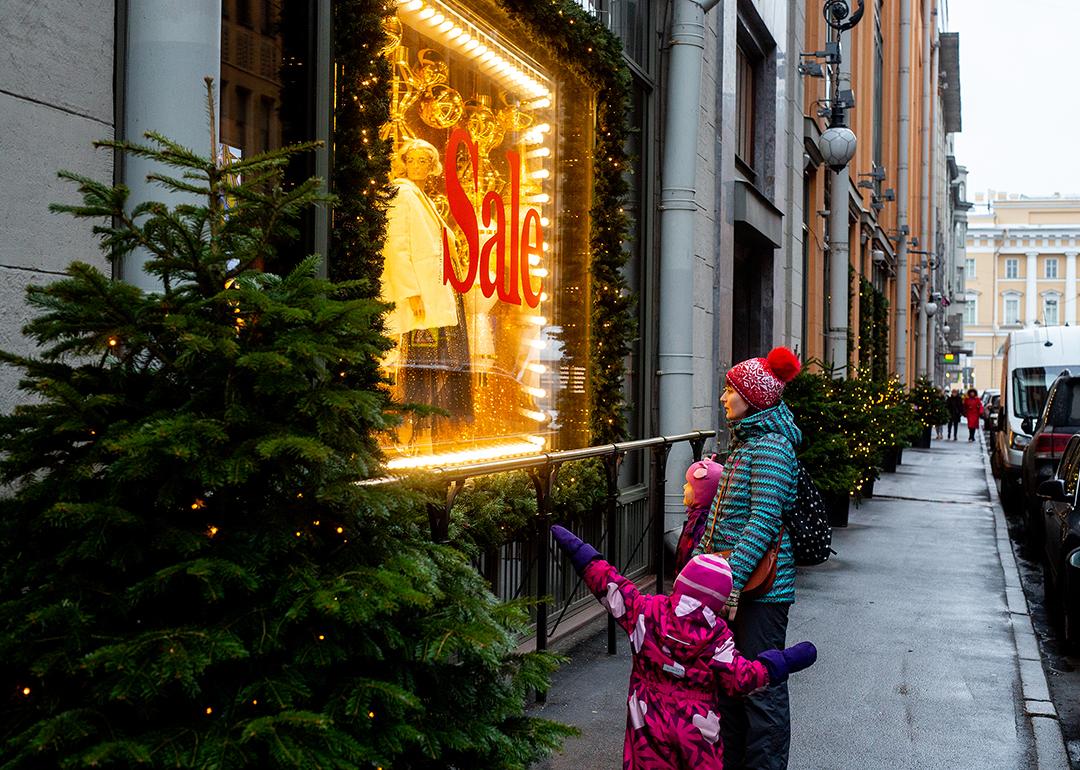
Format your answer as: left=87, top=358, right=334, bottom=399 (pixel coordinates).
left=783, top=460, right=834, bottom=566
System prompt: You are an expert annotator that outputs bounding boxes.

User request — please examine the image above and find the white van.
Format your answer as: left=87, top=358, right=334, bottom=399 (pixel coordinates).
left=992, top=326, right=1080, bottom=506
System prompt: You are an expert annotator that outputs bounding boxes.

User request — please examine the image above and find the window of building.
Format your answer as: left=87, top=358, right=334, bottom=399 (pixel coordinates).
left=1005, top=258, right=1019, bottom=279
left=235, top=0, right=252, bottom=28
left=1045, top=295, right=1060, bottom=326
left=964, top=294, right=977, bottom=326
left=735, top=44, right=755, bottom=174
left=965, top=256, right=976, bottom=277
left=1046, top=257, right=1059, bottom=279
left=1004, top=294, right=1020, bottom=325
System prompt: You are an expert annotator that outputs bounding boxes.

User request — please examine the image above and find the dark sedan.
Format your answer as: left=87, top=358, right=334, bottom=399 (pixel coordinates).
left=1022, top=373, right=1080, bottom=553
left=1039, top=434, right=1080, bottom=651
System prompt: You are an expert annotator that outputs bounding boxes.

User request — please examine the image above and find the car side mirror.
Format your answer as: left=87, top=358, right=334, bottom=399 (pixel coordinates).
left=1038, top=478, right=1067, bottom=502
left=1021, top=417, right=1034, bottom=435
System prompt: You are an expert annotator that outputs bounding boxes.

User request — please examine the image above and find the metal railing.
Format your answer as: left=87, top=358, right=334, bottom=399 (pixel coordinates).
left=418, top=429, right=717, bottom=698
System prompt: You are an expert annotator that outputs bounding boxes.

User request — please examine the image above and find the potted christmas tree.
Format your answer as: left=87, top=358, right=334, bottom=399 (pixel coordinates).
left=784, top=368, right=860, bottom=526
left=0, top=91, right=572, bottom=768
left=907, top=377, right=948, bottom=449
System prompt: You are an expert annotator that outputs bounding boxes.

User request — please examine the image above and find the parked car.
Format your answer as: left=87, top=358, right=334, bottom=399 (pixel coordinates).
left=985, top=394, right=1002, bottom=435
left=1038, top=434, right=1080, bottom=651
left=981, top=388, right=1000, bottom=430
left=991, top=326, right=1080, bottom=512
left=1022, top=373, right=1080, bottom=553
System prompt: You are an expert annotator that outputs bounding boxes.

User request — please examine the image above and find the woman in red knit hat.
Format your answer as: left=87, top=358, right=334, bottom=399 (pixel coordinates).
left=695, top=346, right=803, bottom=770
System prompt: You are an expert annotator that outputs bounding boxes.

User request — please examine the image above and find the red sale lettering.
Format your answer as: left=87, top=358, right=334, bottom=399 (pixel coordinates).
left=443, top=128, right=479, bottom=292
left=479, top=189, right=505, bottom=299
left=441, top=131, right=545, bottom=307
left=520, top=207, right=542, bottom=308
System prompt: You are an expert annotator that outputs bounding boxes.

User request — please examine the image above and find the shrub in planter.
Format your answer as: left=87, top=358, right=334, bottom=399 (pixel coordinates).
left=837, top=377, right=882, bottom=502
left=907, top=377, right=948, bottom=447
left=783, top=368, right=860, bottom=500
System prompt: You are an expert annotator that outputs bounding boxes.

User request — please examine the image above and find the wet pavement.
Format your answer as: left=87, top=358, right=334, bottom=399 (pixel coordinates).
left=531, top=436, right=1057, bottom=769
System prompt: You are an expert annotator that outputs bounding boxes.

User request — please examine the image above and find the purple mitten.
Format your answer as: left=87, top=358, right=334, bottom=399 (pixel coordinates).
left=551, top=525, right=602, bottom=574
left=757, top=641, right=817, bottom=683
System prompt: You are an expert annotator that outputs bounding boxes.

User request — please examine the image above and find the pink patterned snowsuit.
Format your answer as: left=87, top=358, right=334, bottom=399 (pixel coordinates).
left=581, top=558, right=770, bottom=769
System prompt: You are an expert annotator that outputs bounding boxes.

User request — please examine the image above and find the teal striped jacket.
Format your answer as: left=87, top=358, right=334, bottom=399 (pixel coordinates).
left=696, top=401, right=802, bottom=603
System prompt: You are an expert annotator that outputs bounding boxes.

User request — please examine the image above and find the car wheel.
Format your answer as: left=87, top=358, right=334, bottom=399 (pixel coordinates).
left=1045, top=563, right=1065, bottom=632
left=1001, top=475, right=1024, bottom=514
left=1065, top=566, right=1080, bottom=654
left=1024, top=503, right=1045, bottom=560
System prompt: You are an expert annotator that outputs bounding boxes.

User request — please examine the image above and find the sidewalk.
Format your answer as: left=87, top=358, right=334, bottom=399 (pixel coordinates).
left=531, top=437, right=1066, bottom=769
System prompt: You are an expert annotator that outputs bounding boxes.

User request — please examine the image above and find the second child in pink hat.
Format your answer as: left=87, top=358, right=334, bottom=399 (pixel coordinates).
left=675, top=457, right=724, bottom=574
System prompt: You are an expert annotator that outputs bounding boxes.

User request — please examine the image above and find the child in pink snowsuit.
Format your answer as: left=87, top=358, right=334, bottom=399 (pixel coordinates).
left=552, top=525, right=816, bottom=770
left=674, top=457, right=724, bottom=575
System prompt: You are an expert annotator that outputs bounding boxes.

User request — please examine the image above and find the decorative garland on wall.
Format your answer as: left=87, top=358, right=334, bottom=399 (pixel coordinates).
left=331, top=0, right=634, bottom=447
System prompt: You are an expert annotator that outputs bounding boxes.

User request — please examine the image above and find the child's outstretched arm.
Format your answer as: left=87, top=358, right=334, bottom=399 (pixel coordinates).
left=551, top=525, right=647, bottom=636
left=708, top=637, right=771, bottom=696
left=757, top=641, right=817, bottom=683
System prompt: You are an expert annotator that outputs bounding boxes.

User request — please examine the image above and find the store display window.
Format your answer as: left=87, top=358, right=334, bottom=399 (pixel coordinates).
left=379, top=0, right=596, bottom=468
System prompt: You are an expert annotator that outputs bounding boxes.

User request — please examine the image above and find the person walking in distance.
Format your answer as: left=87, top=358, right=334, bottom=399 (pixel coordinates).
left=945, top=389, right=964, bottom=441
left=696, top=347, right=803, bottom=770
left=963, top=388, right=984, bottom=442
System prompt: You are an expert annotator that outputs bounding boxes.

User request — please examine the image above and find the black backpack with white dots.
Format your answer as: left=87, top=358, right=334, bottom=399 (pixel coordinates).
left=784, top=460, right=834, bottom=566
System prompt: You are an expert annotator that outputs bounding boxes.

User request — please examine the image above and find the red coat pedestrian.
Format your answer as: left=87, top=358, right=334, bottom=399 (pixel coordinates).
left=963, top=393, right=984, bottom=430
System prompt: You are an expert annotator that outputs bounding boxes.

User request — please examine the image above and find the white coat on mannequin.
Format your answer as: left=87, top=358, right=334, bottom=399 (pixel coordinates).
left=381, top=177, right=459, bottom=336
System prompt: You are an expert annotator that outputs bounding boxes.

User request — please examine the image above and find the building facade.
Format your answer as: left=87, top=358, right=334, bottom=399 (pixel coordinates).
left=963, top=194, right=1080, bottom=390
left=0, top=0, right=964, bottom=522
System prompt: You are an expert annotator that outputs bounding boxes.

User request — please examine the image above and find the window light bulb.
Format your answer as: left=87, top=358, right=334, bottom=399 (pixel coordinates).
left=427, top=12, right=445, bottom=25
left=417, top=7, right=434, bottom=19
left=404, top=0, right=423, bottom=9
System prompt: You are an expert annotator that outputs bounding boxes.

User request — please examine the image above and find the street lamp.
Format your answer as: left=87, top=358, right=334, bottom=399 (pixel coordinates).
left=807, top=0, right=865, bottom=374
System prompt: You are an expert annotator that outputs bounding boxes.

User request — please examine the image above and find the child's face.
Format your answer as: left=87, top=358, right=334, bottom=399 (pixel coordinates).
left=683, top=481, right=695, bottom=507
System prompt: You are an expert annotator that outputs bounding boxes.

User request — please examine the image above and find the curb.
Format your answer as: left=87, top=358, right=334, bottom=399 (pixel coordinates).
left=978, top=432, right=1070, bottom=769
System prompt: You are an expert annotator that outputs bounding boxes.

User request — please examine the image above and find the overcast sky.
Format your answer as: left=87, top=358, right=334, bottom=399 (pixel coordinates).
left=946, top=0, right=1080, bottom=197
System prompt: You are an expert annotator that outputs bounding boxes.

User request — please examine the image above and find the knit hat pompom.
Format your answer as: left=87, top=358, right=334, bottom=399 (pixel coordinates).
left=766, top=346, right=801, bottom=383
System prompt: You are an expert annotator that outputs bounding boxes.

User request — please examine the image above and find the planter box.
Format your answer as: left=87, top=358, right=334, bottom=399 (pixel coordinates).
left=896, top=447, right=904, bottom=465
left=882, top=447, right=899, bottom=473
left=913, top=426, right=932, bottom=449
left=823, top=490, right=850, bottom=528
left=862, top=476, right=876, bottom=499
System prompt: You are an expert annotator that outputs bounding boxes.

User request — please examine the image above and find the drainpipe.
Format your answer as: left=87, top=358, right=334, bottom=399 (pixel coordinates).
left=917, top=0, right=932, bottom=379
left=896, top=0, right=911, bottom=383
left=122, top=0, right=221, bottom=291
left=927, top=23, right=939, bottom=384
left=658, top=0, right=721, bottom=518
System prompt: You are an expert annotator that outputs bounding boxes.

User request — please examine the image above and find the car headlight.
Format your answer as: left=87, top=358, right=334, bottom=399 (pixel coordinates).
left=1011, top=432, right=1031, bottom=450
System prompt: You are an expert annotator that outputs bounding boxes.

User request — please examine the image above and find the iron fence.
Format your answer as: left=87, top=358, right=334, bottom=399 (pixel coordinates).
left=419, top=429, right=718, bottom=689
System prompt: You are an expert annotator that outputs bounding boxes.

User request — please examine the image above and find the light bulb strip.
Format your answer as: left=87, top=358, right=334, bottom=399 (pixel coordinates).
left=396, top=0, right=552, bottom=97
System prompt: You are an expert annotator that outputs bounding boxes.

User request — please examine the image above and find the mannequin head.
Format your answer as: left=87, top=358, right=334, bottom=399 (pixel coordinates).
left=392, top=138, right=443, bottom=182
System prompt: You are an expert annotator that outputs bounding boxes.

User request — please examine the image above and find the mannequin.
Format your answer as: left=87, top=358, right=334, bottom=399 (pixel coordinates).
left=381, top=138, right=473, bottom=451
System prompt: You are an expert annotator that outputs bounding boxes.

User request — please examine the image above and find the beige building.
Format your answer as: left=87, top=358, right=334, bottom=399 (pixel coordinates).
left=963, top=194, right=1080, bottom=389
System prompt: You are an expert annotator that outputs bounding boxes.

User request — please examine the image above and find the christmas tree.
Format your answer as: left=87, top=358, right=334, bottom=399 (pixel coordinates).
left=0, top=86, right=571, bottom=769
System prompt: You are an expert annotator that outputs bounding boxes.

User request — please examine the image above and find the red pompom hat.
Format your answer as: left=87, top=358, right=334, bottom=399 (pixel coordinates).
left=725, top=347, right=802, bottom=411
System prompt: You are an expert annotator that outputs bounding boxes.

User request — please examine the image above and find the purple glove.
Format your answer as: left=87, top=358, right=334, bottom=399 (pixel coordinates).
left=551, top=525, right=602, bottom=574
left=757, top=641, right=817, bottom=684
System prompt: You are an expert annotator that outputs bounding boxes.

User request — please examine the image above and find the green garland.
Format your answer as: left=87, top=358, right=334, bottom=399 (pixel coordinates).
left=331, top=0, right=394, bottom=291
left=332, top=0, right=634, bottom=448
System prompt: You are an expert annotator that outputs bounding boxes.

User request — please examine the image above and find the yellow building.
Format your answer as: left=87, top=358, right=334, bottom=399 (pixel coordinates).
left=963, top=194, right=1080, bottom=389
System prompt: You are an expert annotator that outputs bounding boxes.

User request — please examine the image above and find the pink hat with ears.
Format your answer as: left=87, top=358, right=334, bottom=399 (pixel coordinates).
left=684, top=457, right=724, bottom=509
